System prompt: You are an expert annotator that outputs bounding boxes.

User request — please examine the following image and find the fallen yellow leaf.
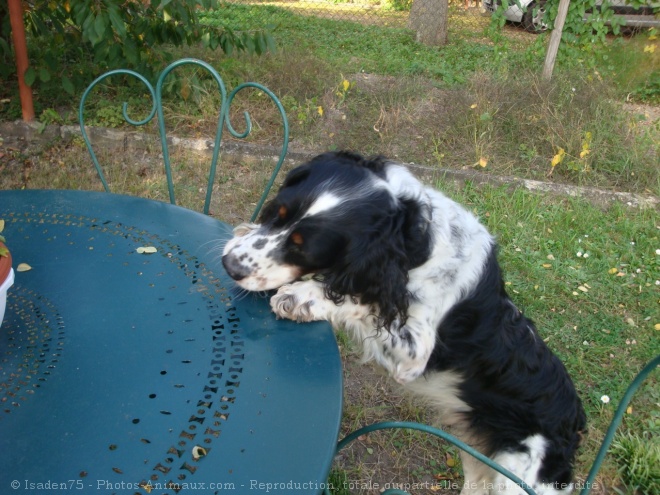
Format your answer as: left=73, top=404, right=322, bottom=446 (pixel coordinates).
left=136, top=247, right=157, bottom=254
left=446, top=453, right=456, bottom=467
left=470, top=103, right=478, bottom=109
left=608, top=267, right=618, bottom=274
left=542, top=263, right=552, bottom=268
left=626, top=406, right=633, bottom=414
left=17, top=263, right=32, bottom=272
left=317, top=106, right=324, bottom=117
left=478, top=157, right=488, bottom=168
left=551, top=148, right=566, bottom=167
left=654, top=323, right=660, bottom=331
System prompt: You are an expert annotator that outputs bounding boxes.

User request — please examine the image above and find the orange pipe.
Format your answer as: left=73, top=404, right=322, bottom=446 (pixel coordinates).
left=8, top=0, right=34, bottom=121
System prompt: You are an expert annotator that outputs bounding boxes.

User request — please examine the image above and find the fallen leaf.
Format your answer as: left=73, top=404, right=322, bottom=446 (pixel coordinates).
left=478, top=157, right=488, bottom=168
left=578, top=286, right=589, bottom=292
left=608, top=267, right=618, bottom=274
left=551, top=148, right=566, bottom=167
left=192, top=445, right=207, bottom=460
left=655, top=323, right=660, bottom=331
left=626, top=406, right=633, bottom=414
left=446, top=453, right=456, bottom=467
left=136, top=246, right=157, bottom=254
left=542, top=263, right=552, bottom=268
left=17, top=263, right=32, bottom=272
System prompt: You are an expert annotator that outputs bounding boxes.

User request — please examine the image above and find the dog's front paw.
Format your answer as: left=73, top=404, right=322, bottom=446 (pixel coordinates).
left=392, top=360, right=428, bottom=385
left=270, top=284, right=318, bottom=322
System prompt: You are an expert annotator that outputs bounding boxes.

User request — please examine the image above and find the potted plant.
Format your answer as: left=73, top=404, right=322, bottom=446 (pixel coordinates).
left=0, top=219, right=14, bottom=328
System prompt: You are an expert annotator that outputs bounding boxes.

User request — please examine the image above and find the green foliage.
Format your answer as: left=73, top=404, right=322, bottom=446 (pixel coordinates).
left=0, top=0, right=274, bottom=98
left=39, top=108, right=63, bottom=125
left=386, top=0, right=414, bottom=12
left=492, top=0, right=655, bottom=71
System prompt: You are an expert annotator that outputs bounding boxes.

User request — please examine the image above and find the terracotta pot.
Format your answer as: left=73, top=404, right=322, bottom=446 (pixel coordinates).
left=0, top=241, right=14, bottom=328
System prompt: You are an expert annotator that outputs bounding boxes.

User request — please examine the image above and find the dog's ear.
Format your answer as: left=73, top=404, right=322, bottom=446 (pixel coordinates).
left=322, top=199, right=430, bottom=331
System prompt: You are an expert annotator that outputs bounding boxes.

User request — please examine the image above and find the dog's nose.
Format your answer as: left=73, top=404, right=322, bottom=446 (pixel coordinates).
left=222, top=254, right=251, bottom=281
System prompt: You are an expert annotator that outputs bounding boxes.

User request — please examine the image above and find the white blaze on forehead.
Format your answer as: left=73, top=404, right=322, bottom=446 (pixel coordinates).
left=303, top=192, right=342, bottom=218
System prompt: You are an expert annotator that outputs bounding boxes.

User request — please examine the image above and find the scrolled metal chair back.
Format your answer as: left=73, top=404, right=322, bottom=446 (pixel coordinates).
left=79, top=58, right=288, bottom=220
left=327, top=355, right=659, bottom=495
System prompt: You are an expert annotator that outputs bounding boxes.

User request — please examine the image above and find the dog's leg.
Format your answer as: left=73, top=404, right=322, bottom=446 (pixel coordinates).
left=271, top=281, right=437, bottom=384
left=459, top=451, right=494, bottom=495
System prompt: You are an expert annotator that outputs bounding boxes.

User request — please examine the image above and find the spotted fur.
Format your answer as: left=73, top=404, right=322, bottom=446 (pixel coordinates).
left=222, top=151, right=586, bottom=494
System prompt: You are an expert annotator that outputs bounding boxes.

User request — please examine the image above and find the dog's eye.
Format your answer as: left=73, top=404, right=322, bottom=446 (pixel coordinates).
left=290, top=232, right=304, bottom=246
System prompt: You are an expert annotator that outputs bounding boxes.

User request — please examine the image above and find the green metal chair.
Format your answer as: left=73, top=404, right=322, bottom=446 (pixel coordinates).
left=326, top=354, right=659, bottom=495
left=79, top=58, right=289, bottom=221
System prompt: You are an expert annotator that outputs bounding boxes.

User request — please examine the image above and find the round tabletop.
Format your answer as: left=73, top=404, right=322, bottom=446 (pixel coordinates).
left=0, top=190, right=342, bottom=494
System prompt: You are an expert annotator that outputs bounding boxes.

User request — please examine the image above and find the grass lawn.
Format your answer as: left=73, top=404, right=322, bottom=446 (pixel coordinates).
left=1, top=3, right=659, bottom=493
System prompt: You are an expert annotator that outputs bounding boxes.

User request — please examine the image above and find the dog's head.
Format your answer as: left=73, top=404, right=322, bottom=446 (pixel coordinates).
left=222, top=151, right=433, bottom=328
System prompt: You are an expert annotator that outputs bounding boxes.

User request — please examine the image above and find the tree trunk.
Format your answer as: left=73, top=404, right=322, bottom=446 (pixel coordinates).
left=409, top=0, right=448, bottom=46
left=542, top=0, right=571, bottom=80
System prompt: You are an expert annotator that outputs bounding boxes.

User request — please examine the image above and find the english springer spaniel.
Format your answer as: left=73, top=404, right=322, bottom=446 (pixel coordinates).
left=222, top=151, right=585, bottom=495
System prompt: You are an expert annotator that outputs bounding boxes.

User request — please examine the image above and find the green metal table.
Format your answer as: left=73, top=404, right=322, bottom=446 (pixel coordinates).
left=0, top=190, right=342, bottom=494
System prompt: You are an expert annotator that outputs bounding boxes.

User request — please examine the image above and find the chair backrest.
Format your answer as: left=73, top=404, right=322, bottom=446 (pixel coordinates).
left=78, top=58, right=288, bottom=221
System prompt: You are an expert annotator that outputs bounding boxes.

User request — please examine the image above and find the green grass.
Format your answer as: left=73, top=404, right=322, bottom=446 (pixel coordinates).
left=2, top=5, right=657, bottom=195
left=1, top=132, right=658, bottom=492
left=611, top=432, right=660, bottom=494
left=317, top=177, right=660, bottom=494
left=200, top=4, right=518, bottom=82
left=438, top=181, right=659, bottom=490
left=604, top=33, right=660, bottom=105
left=1, top=4, right=659, bottom=492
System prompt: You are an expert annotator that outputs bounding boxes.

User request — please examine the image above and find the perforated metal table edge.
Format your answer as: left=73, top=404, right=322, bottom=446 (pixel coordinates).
left=0, top=189, right=343, bottom=495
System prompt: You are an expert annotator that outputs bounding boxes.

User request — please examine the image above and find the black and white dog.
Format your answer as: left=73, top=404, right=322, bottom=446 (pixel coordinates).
left=222, top=151, right=585, bottom=495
